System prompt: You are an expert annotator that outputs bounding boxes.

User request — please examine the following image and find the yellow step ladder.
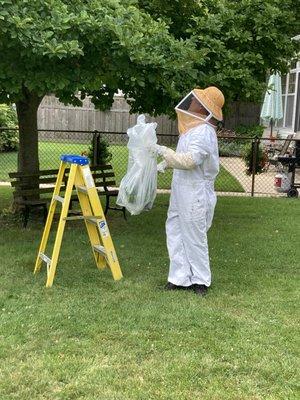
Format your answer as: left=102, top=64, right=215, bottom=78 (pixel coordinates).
left=34, top=154, right=123, bottom=287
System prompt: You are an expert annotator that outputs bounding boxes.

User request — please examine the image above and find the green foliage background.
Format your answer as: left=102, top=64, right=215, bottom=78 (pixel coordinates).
left=0, top=0, right=299, bottom=176
left=242, top=142, right=266, bottom=175
left=0, top=104, right=18, bottom=152
left=139, top=0, right=300, bottom=104
left=0, top=0, right=299, bottom=114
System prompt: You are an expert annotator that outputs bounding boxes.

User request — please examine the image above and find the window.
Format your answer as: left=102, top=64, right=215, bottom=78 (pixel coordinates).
left=279, top=66, right=300, bottom=131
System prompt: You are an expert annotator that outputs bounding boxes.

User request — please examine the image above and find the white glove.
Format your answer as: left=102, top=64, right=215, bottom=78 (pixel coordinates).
left=157, top=160, right=168, bottom=173
left=147, top=144, right=167, bottom=156
left=156, top=144, right=167, bottom=156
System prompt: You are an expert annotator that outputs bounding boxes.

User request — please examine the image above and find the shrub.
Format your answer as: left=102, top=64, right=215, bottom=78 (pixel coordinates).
left=218, top=141, right=245, bottom=157
left=217, top=125, right=264, bottom=157
left=87, top=134, right=112, bottom=165
left=235, top=124, right=264, bottom=138
left=242, top=142, right=268, bottom=175
left=0, top=104, right=18, bottom=152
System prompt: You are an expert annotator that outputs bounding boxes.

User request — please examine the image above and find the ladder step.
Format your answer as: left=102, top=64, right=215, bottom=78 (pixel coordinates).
left=53, top=195, right=64, bottom=203
left=39, top=252, right=51, bottom=264
left=77, top=185, right=87, bottom=193
left=63, top=215, right=84, bottom=221
left=93, top=245, right=107, bottom=256
left=85, top=216, right=104, bottom=224
left=63, top=215, right=103, bottom=221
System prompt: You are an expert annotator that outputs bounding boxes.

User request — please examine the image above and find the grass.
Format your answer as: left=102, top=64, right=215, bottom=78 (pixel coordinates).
left=0, top=186, right=12, bottom=210
left=0, top=141, right=244, bottom=192
left=0, top=193, right=299, bottom=399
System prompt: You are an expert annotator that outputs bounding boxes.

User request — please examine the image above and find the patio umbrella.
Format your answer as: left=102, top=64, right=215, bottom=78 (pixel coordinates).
left=260, top=72, right=283, bottom=140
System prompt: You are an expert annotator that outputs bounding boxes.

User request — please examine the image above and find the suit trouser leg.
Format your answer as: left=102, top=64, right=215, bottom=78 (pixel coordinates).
left=179, top=214, right=211, bottom=287
left=166, top=204, right=192, bottom=287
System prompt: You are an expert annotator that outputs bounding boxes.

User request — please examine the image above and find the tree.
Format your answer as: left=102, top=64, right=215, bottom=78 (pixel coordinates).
left=191, top=0, right=300, bottom=103
left=139, top=0, right=300, bottom=103
left=0, top=0, right=197, bottom=181
left=1, top=0, right=299, bottom=186
left=137, top=0, right=199, bottom=39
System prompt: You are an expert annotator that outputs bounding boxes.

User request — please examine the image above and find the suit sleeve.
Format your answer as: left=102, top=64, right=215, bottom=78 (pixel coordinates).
left=161, top=125, right=211, bottom=170
left=187, top=125, right=211, bottom=166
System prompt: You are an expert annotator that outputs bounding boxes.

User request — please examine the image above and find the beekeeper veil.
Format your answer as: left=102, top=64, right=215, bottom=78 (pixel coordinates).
left=175, top=87, right=225, bottom=135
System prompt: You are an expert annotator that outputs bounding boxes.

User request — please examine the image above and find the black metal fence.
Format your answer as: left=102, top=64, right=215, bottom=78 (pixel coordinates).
left=0, top=127, right=299, bottom=197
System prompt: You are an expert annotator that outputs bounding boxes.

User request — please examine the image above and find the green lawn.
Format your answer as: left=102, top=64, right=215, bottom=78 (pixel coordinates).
left=0, top=141, right=244, bottom=192
left=0, top=186, right=12, bottom=210
left=0, top=194, right=298, bottom=399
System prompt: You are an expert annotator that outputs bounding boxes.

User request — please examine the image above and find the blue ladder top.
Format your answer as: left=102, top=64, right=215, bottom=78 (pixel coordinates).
left=60, top=154, right=89, bottom=166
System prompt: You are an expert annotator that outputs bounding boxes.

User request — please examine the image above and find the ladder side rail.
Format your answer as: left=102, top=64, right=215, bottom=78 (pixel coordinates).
left=75, top=166, right=107, bottom=270
left=34, top=162, right=67, bottom=274
left=45, top=163, right=77, bottom=287
left=81, top=165, right=123, bottom=281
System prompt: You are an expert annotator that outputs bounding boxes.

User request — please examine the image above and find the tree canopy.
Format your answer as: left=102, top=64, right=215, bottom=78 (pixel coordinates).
left=0, top=0, right=197, bottom=115
left=0, top=0, right=299, bottom=179
left=0, top=0, right=198, bottom=177
left=138, top=0, right=300, bottom=102
left=1, top=0, right=299, bottom=113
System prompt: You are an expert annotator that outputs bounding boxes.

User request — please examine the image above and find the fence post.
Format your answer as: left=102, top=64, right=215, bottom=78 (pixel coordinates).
left=251, top=138, right=259, bottom=197
left=92, top=130, right=99, bottom=166
left=96, top=131, right=101, bottom=165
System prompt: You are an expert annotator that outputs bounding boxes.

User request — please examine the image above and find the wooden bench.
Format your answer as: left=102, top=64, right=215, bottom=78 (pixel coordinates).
left=9, top=164, right=125, bottom=227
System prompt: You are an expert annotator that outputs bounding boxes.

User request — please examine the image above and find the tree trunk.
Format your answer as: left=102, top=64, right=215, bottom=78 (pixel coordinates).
left=15, top=88, right=43, bottom=199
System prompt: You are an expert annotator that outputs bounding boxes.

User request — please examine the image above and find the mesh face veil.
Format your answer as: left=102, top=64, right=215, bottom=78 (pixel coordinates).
left=175, top=91, right=216, bottom=135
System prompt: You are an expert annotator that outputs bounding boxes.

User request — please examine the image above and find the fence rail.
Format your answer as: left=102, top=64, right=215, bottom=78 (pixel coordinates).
left=0, top=127, right=299, bottom=198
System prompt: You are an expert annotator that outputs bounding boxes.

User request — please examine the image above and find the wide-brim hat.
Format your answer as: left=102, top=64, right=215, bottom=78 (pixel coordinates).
left=193, top=86, right=225, bottom=121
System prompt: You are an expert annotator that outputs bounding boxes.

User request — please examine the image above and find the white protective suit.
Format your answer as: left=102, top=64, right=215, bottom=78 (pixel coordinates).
left=157, top=88, right=223, bottom=287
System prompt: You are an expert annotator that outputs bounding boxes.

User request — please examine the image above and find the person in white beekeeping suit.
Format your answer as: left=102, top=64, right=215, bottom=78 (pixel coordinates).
left=153, top=86, right=225, bottom=296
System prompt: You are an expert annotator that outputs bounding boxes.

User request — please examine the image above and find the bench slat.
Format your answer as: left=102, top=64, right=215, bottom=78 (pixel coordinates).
left=9, top=166, right=114, bottom=179
left=11, top=177, right=60, bottom=187
left=9, top=169, right=61, bottom=178
left=97, top=180, right=116, bottom=187
left=90, top=164, right=113, bottom=170
left=9, top=164, right=114, bottom=179
left=14, top=187, right=71, bottom=196
left=99, top=190, right=119, bottom=196
left=92, top=172, right=115, bottom=179
left=9, top=165, right=118, bottom=204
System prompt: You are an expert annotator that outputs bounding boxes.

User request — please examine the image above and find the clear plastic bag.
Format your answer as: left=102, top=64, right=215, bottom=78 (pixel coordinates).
left=117, top=115, right=158, bottom=215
